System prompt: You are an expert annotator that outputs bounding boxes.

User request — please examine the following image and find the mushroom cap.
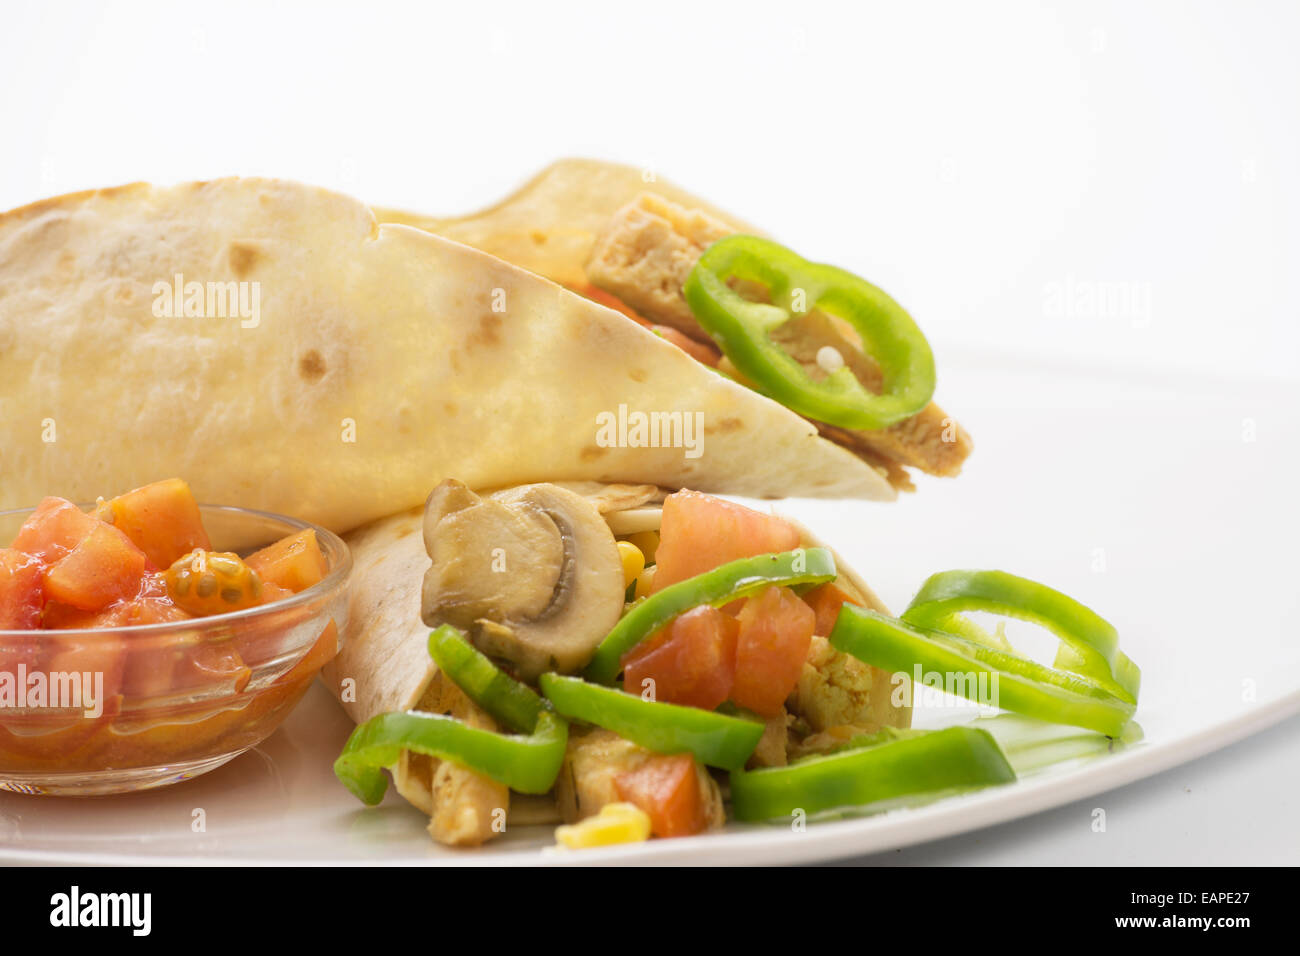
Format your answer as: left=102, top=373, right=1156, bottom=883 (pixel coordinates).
left=421, top=480, right=625, bottom=681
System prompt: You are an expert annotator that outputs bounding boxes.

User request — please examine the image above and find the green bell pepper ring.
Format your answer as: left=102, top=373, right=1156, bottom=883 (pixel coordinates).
left=830, top=606, right=1136, bottom=737
left=584, top=547, right=837, bottom=684
left=683, top=235, right=936, bottom=431
left=729, top=726, right=1015, bottom=822
left=900, top=569, right=1140, bottom=703
left=540, top=673, right=764, bottom=771
left=333, top=626, right=568, bottom=803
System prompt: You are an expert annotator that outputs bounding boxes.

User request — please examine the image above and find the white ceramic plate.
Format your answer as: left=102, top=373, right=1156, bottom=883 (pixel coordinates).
left=3, top=351, right=1297, bottom=865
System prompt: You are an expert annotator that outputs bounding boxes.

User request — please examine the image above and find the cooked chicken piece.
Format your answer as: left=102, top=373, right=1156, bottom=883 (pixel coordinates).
left=586, top=193, right=731, bottom=342
left=788, top=726, right=872, bottom=760
left=506, top=793, right=564, bottom=826
left=766, top=314, right=973, bottom=479
left=395, top=674, right=510, bottom=848
left=554, top=728, right=725, bottom=829
left=790, top=636, right=904, bottom=745
left=585, top=194, right=972, bottom=488
left=746, top=707, right=791, bottom=769
left=427, top=755, right=508, bottom=847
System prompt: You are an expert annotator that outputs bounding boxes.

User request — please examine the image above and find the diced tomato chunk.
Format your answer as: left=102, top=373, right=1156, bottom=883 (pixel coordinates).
left=613, top=753, right=709, bottom=838
left=43, top=633, right=127, bottom=715
left=176, top=641, right=252, bottom=693
left=47, top=573, right=189, bottom=631
left=42, top=523, right=148, bottom=612
left=0, top=548, right=44, bottom=630
left=650, top=325, right=721, bottom=367
left=651, top=490, right=803, bottom=594
left=39, top=601, right=103, bottom=629
left=11, top=497, right=100, bottom=563
left=803, top=582, right=862, bottom=637
left=0, top=549, right=44, bottom=678
left=574, top=284, right=652, bottom=325
left=95, top=478, right=211, bottom=568
left=622, top=605, right=738, bottom=710
left=121, top=641, right=182, bottom=698
left=731, top=586, right=816, bottom=717
left=274, top=621, right=339, bottom=685
left=245, top=529, right=328, bottom=593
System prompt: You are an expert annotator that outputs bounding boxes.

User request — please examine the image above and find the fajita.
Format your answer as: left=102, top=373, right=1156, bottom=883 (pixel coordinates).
left=376, top=159, right=974, bottom=492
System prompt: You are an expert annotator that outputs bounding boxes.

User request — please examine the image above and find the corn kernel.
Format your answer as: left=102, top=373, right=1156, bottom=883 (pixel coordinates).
left=634, top=566, right=656, bottom=601
left=554, top=802, right=652, bottom=849
left=625, top=530, right=660, bottom=565
left=616, top=540, right=646, bottom=589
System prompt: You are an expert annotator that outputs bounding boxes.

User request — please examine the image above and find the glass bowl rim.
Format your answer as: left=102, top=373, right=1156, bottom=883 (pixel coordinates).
left=0, top=501, right=352, bottom=638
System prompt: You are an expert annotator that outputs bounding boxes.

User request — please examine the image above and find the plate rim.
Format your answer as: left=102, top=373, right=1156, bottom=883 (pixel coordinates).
left=3, top=687, right=1296, bottom=867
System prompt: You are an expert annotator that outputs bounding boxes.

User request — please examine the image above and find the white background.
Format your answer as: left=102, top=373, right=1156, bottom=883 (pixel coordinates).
left=2, top=0, right=1297, bottom=865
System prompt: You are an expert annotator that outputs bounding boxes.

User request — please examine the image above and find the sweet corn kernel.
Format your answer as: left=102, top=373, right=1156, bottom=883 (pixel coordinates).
left=625, top=530, right=660, bottom=565
left=554, top=802, right=652, bottom=849
left=617, top=540, right=646, bottom=589
left=634, top=566, right=656, bottom=601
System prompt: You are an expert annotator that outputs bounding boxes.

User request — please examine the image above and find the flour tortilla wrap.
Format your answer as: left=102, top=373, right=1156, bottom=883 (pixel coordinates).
left=321, top=482, right=909, bottom=825
left=375, top=158, right=763, bottom=290
left=374, top=159, right=972, bottom=492
left=0, top=178, right=894, bottom=532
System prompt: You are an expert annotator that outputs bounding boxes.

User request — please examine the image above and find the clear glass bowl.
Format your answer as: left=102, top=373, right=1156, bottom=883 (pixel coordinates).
left=0, top=504, right=351, bottom=795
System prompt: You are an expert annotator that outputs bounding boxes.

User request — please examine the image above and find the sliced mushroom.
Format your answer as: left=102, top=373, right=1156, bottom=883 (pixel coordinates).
left=420, top=479, right=626, bottom=681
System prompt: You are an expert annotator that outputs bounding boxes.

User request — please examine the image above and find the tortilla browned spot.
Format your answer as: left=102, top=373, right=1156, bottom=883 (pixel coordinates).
left=704, top=416, right=744, bottom=435
left=299, top=349, right=327, bottom=382
left=467, top=311, right=503, bottom=349
left=227, top=241, right=260, bottom=277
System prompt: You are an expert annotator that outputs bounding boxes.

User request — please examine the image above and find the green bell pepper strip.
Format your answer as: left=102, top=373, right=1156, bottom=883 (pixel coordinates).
left=584, top=547, right=838, bottom=684
left=830, top=606, right=1136, bottom=737
left=539, top=673, right=764, bottom=771
left=333, top=627, right=568, bottom=803
left=426, top=624, right=546, bottom=731
left=729, top=726, right=1015, bottom=822
left=974, top=713, right=1144, bottom=775
left=333, top=708, right=568, bottom=803
left=683, top=235, right=936, bottom=431
left=900, top=570, right=1140, bottom=703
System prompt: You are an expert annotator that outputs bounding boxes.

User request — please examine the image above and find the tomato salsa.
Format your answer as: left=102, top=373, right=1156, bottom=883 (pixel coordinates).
left=1, top=478, right=328, bottom=630
left=0, top=479, right=338, bottom=780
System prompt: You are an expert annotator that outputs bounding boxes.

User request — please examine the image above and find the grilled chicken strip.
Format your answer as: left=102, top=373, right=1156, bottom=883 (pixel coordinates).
left=395, top=674, right=510, bottom=847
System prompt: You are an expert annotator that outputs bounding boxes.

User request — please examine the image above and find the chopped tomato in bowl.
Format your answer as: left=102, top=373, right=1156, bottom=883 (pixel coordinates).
left=0, top=479, right=351, bottom=795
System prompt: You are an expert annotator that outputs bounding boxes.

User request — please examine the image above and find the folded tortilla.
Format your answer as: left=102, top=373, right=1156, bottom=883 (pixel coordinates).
left=376, top=158, right=764, bottom=290
left=322, top=482, right=909, bottom=842
left=374, top=159, right=973, bottom=493
left=0, top=178, right=896, bottom=532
